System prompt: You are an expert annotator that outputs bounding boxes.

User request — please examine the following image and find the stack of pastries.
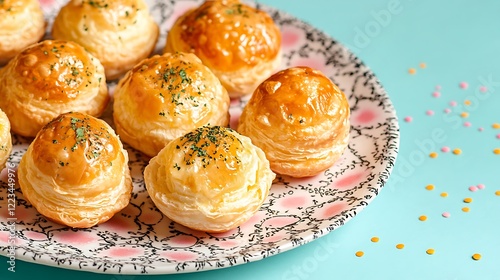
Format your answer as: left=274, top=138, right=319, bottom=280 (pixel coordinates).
left=1, top=0, right=351, bottom=231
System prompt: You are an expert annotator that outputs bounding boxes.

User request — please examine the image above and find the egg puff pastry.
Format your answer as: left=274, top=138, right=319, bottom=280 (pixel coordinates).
left=113, top=52, right=230, bottom=157
left=144, top=126, right=275, bottom=232
left=0, top=40, right=109, bottom=137
left=52, top=0, right=159, bottom=80
left=164, top=0, right=282, bottom=98
left=0, top=109, right=12, bottom=170
left=18, top=112, right=132, bottom=228
left=0, top=0, right=45, bottom=65
left=237, top=66, right=350, bottom=178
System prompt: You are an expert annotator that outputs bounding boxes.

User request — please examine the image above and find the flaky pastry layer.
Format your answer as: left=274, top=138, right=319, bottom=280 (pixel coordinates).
left=0, top=40, right=109, bottom=137
left=238, top=66, right=351, bottom=177
left=113, top=52, right=230, bottom=157
left=18, top=112, right=132, bottom=228
left=164, top=0, right=282, bottom=97
left=0, top=109, right=12, bottom=170
left=0, top=0, right=45, bottom=65
left=52, top=0, right=159, bottom=80
left=144, top=126, right=275, bottom=232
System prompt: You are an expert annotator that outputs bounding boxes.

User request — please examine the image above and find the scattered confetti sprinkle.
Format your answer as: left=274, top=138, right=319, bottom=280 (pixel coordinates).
left=355, top=251, right=364, bottom=257
left=450, top=101, right=458, bottom=107
left=460, top=112, right=469, bottom=118
left=469, top=186, right=478, bottom=192
left=408, top=68, right=416, bottom=75
left=495, top=190, right=500, bottom=196
left=419, top=63, right=427, bottom=69
left=452, top=148, right=462, bottom=155
left=493, top=148, right=500, bottom=155
left=435, top=85, right=442, bottom=90
left=493, top=123, right=500, bottom=129
left=426, top=110, right=434, bottom=116
left=418, top=215, right=427, bottom=221
left=444, top=108, right=451, bottom=114
left=479, top=86, right=488, bottom=92
left=442, top=212, right=450, bottom=218
left=462, top=207, right=470, bottom=212
left=464, top=100, right=472, bottom=106
left=425, top=184, right=435, bottom=191
left=459, top=82, right=469, bottom=89
left=426, top=249, right=435, bottom=255
left=404, top=116, right=413, bottom=123
left=440, top=192, right=448, bottom=197
left=472, top=253, right=481, bottom=261
left=463, top=197, right=473, bottom=203
left=478, top=127, right=484, bottom=132
left=429, top=152, right=438, bottom=158
left=396, top=244, right=405, bottom=250
left=496, top=134, right=500, bottom=139
left=441, top=146, right=450, bottom=153
left=432, top=92, right=441, bottom=98
left=463, top=122, right=471, bottom=127
left=371, top=236, right=380, bottom=243
left=477, top=184, right=485, bottom=190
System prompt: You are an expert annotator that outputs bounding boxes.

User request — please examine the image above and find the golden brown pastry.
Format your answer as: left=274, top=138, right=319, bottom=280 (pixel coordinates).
left=0, top=109, right=12, bottom=170
left=164, top=0, right=282, bottom=98
left=0, top=40, right=109, bottom=137
left=0, top=0, right=45, bottom=65
left=113, top=52, right=230, bottom=157
left=52, top=0, right=159, bottom=80
left=237, top=66, right=350, bottom=178
left=144, top=126, right=275, bottom=232
left=18, top=112, right=132, bottom=228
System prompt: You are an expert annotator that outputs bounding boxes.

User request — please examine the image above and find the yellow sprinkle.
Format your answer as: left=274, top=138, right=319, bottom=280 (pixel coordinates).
left=440, top=192, right=448, bottom=197
left=426, top=248, right=435, bottom=255
left=472, top=253, right=481, bottom=261
left=396, top=243, right=405, bottom=249
left=453, top=148, right=462, bottom=155
left=419, top=63, right=427, bottom=69
left=463, top=197, right=472, bottom=203
left=495, top=190, right=500, bottom=196
left=493, top=148, right=500, bottom=155
left=493, top=123, right=500, bottom=129
left=464, top=100, right=471, bottom=106
left=371, top=236, right=380, bottom=243
left=355, top=251, right=364, bottom=257
left=425, top=184, right=435, bottom=191
left=429, top=152, right=438, bottom=158
left=462, top=207, right=470, bottom=212
left=460, top=112, right=469, bottom=118
left=408, top=68, right=416, bottom=75
left=419, top=215, right=427, bottom=221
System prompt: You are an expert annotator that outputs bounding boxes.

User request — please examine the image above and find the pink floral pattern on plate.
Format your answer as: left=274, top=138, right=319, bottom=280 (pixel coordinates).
left=0, top=0, right=399, bottom=274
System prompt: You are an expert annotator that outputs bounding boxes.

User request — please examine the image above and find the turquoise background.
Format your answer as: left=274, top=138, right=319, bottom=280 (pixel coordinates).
left=2, top=0, right=500, bottom=279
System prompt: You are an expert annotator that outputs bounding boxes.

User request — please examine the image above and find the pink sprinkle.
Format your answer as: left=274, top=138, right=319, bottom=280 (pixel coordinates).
left=477, top=184, right=485, bottom=190
left=496, top=134, right=500, bottom=139
left=480, top=86, right=488, bottom=92
left=450, top=101, right=458, bottom=107
left=464, top=121, right=471, bottom=127
left=442, top=212, right=450, bottom=218
left=404, top=116, right=413, bottom=123
left=459, top=82, right=469, bottom=89
left=469, top=186, right=478, bottom=192
left=478, top=127, right=484, bottom=132
left=426, top=110, right=435, bottom=116
left=444, top=108, right=451, bottom=114
left=432, top=92, right=441, bottom=98
left=441, top=146, right=450, bottom=153
left=435, top=85, right=442, bottom=90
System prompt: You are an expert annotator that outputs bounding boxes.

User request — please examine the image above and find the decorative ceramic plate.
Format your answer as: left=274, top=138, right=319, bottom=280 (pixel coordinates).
left=0, top=0, right=399, bottom=274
